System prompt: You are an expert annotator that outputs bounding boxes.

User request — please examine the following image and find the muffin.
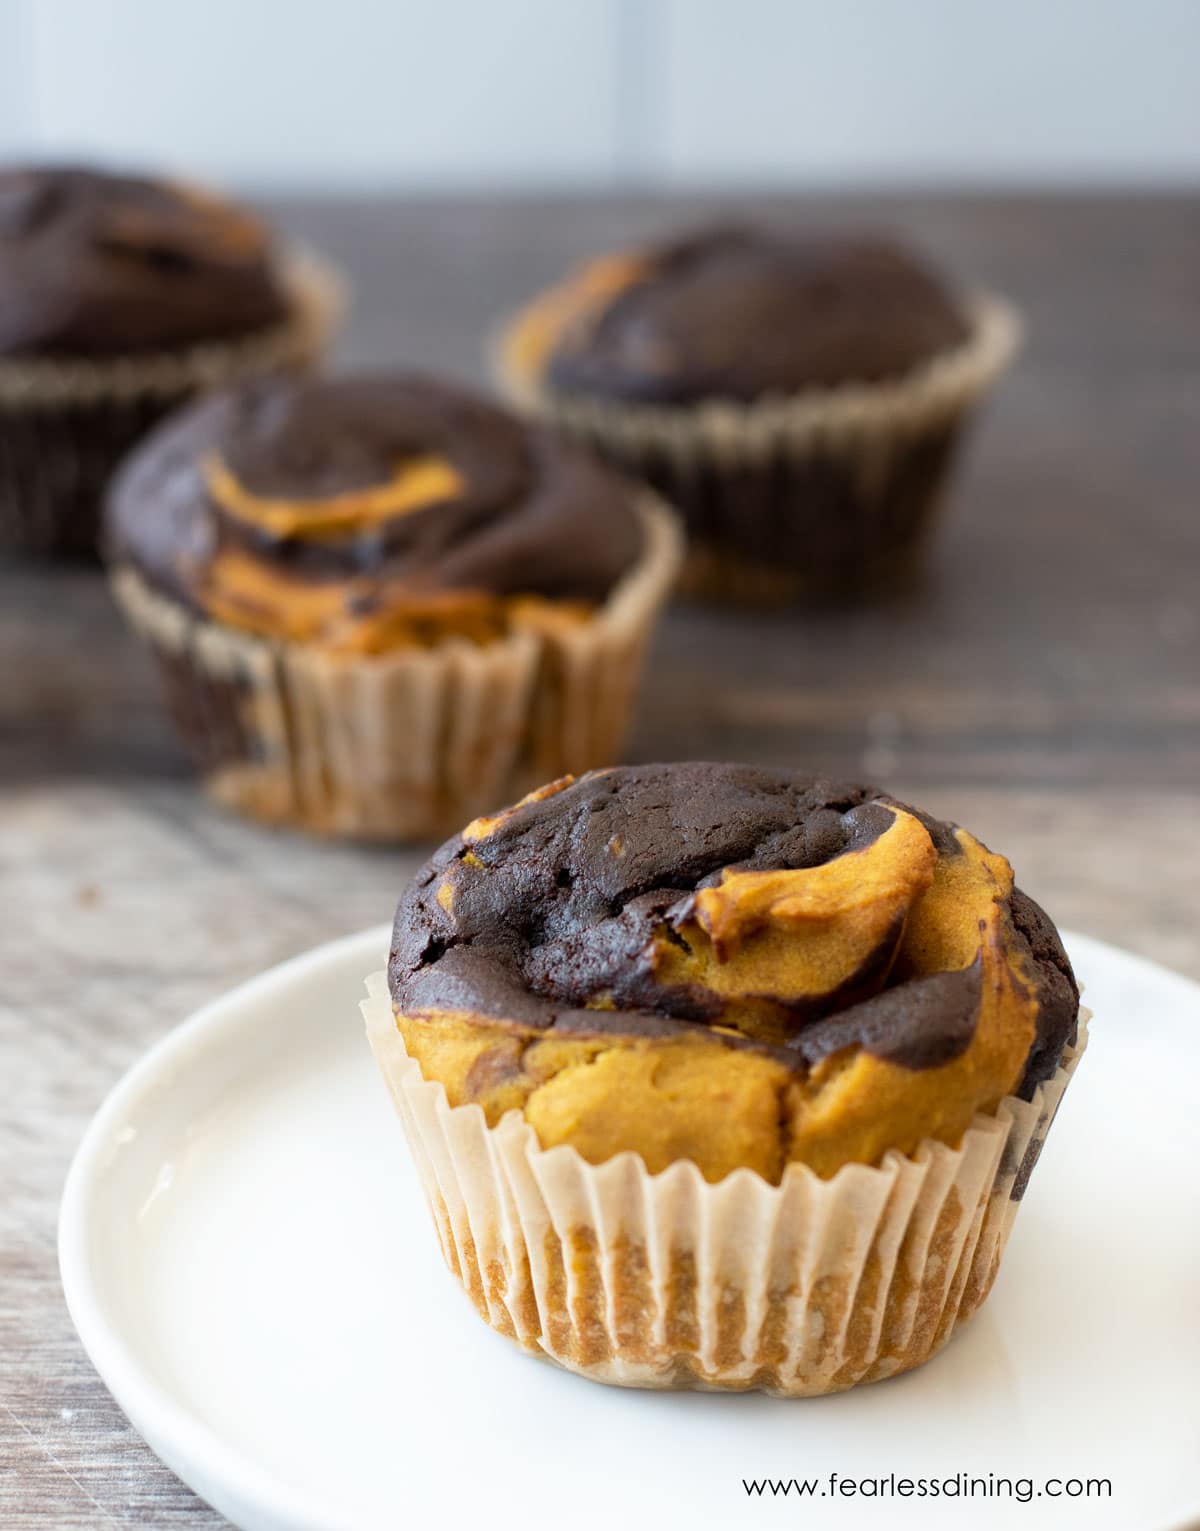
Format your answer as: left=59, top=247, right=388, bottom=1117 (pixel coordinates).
left=496, top=226, right=1019, bottom=601
left=0, top=164, right=340, bottom=557
left=105, top=375, right=681, bottom=840
left=364, top=763, right=1087, bottom=1394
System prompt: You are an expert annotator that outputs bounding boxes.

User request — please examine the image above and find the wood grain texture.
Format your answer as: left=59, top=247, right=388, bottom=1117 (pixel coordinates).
left=2, top=192, right=1198, bottom=1527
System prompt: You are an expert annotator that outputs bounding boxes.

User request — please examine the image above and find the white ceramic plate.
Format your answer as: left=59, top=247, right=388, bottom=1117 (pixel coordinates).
left=60, top=927, right=1200, bottom=1531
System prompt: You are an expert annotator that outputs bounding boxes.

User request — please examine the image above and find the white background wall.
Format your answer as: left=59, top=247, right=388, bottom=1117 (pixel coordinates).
left=2, top=0, right=1199, bottom=189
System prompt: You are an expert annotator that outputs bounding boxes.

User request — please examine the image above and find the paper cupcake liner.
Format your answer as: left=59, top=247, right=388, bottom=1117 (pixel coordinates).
left=363, top=976, right=1088, bottom=1396
left=0, top=249, right=343, bottom=559
left=109, top=497, right=681, bottom=841
left=495, top=293, right=1020, bottom=602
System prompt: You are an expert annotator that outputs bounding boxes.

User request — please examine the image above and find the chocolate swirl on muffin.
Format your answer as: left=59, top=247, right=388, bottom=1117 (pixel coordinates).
left=515, top=226, right=969, bottom=406
left=106, top=374, right=647, bottom=652
left=0, top=165, right=291, bottom=356
left=389, top=764, right=1078, bottom=1181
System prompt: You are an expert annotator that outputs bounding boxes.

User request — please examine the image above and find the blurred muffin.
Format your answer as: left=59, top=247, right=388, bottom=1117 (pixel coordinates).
left=105, top=374, right=681, bottom=840
left=0, top=165, right=340, bottom=557
left=365, top=762, right=1087, bottom=1394
left=497, top=226, right=1019, bottom=601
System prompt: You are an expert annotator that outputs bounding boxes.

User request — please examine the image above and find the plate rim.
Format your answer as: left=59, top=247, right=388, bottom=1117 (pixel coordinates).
left=57, top=926, right=1200, bottom=1531
left=58, top=924, right=392, bottom=1531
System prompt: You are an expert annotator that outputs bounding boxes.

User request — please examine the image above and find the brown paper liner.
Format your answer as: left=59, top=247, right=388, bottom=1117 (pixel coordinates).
left=494, top=294, right=1020, bottom=603
left=363, top=974, right=1088, bottom=1396
left=0, top=249, right=343, bottom=558
left=109, top=497, right=681, bottom=841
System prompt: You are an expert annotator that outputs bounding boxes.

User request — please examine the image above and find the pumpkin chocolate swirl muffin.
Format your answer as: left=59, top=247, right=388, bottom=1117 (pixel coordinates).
left=496, top=226, right=1019, bottom=602
left=364, top=763, right=1088, bottom=1394
left=105, top=375, right=681, bottom=840
left=0, top=164, right=339, bottom=556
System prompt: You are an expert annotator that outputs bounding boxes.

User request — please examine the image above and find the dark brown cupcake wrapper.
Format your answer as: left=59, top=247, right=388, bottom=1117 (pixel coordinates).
left=109, top=497, right=682, bottom=842
left=0, top=250, right=343, bottom=559
left=495, top=294, right=1020, bottom=603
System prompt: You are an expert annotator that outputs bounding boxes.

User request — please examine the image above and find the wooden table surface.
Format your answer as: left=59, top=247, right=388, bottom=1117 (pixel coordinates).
left=3, top=192, right=1198, bottom=1526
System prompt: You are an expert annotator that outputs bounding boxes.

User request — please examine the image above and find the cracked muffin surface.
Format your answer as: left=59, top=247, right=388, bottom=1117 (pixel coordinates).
left=505, top=225, right=969, bottom=407
left=388, top=763, right=1078, bottom=1182
left=0, top=164, right=291, bottom=357
left=106, top=372, right=648, bottom=654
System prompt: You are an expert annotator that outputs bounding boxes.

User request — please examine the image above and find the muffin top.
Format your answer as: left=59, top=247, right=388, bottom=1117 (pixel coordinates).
left=513, top=226, right=970, bottom=406
left=106, top=373, right=648, bottom=651
left=0, top=165, right=291, bottom=357
left=389, top=764, right=1078, bottom=1182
